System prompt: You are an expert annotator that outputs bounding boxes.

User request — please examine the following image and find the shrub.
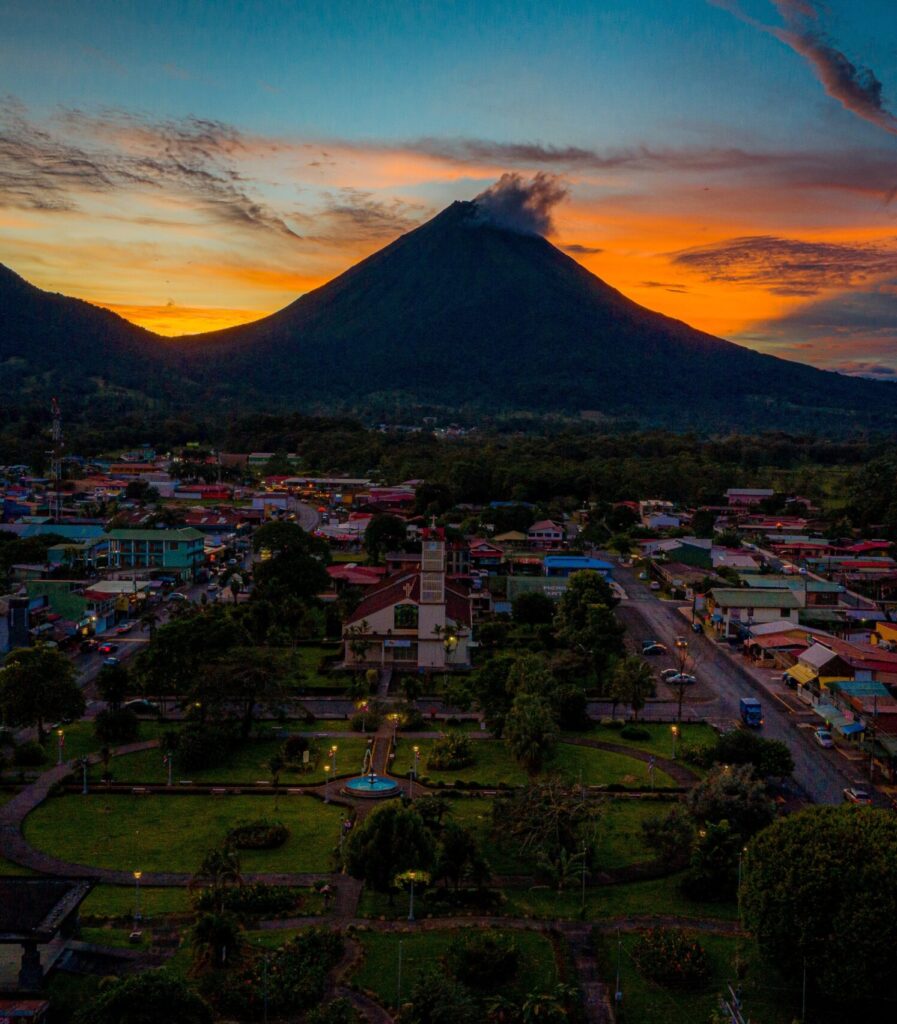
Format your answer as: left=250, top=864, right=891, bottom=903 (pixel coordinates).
left=173, top=724, right=237, bottom=772
left=350, top=709, right=383, bottom=732
left=427, top=733, right=474, bottom=772
left=603, top=719, right=625, bottom=730
left=632, top=928, right=710, bottom=990
left=94, top=708, right=139, bottom=744
left=400, top=704, right=425, bottom=731
left=13, top=740, right=47, bottom=767
left=226, top=819, right=290, bottom=850
left=620, top=725, right=651, bottom=741
left=282, top=734, right=311, bottom=762
left=192, top=882, right=303, bottom=917
left=446, top=929, right=519, bottom=990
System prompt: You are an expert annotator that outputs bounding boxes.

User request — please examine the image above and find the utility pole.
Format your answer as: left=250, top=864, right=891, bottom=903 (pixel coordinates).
left=48, top=397, right=63, bottom=521
left=396, top=939, right=403, bottom=1007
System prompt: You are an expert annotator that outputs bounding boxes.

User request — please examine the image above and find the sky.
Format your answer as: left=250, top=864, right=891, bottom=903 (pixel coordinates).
left=1, top=0, right=896, bottom=376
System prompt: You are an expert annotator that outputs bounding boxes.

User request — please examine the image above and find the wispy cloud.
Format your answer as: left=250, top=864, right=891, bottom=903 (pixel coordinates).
left=713, top=0, right=897, bottom=136
left=671, top=234, right=897, bottom=295
left=561, top=243, right=603, bottom=255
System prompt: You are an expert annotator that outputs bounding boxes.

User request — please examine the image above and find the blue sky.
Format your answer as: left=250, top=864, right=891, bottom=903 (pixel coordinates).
left=1, top=0, right=896, bottom=371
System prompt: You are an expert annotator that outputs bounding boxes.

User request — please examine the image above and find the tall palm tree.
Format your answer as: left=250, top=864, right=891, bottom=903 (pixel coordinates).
left=189, top=846, right=244, bottom=913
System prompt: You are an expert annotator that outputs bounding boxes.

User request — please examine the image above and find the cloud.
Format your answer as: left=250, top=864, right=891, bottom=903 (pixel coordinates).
left=473, top=172, right=567, bottom=236
left=561, top=243, right=603, bottom=255
left=671, top=234, right=897, bottom=294
left=311, top=189, right=424, bottom=242
left=640, top=280, right=690, bottom=294
left=714, top=0, right=897, bottom=137
left=830, top=360, right=897, bottom=378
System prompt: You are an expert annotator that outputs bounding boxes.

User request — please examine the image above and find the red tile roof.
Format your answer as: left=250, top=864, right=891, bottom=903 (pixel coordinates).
left=345, top=570, right=471, bottom=628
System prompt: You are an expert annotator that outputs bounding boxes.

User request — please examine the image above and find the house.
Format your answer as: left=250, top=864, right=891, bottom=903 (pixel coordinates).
left=543, top=555, right=614, bottom=580
left=708, top=587, right=800, bottom=637
left=712, top=550, right=761, bottom=573
left=638, top=500, right=680, bottom=529
left=526, top=520, right=565, bottom=550
left=343, top=530, right=472, bottom=671
left=744, top=575, right=843, bottom=607
left=492, top=530, right=528, bottom=549
left=468, top=539, right=505, bottom=571
left=726, top=488, right=774, bottom=507
left=105, top=528, right=205, bottom=579
left=783, top=641, right=852, bottom=689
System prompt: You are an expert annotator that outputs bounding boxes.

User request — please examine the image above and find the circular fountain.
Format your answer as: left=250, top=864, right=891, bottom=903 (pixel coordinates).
left=343, top=773, right=400, bottom=799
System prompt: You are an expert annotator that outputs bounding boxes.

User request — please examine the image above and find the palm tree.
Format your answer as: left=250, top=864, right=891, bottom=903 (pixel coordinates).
left=189, top=846, right=244, bottom=913
left=610, top=655, right=656, bottom=721
left=139, top=607, right=159, bottom=639
left=189, top=911, right=242, bottom=973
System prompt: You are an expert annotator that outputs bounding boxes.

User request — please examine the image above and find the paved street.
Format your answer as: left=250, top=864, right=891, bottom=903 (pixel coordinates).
left=609, top=558, right=858, bottom=805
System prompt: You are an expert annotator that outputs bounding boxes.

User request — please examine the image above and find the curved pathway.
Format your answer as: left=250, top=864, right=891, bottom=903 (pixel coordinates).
left=562, top=736, right=699, bottom=787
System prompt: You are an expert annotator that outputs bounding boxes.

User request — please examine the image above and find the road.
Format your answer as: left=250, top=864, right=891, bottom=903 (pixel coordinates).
left=608, top=558, right=855, bottom=805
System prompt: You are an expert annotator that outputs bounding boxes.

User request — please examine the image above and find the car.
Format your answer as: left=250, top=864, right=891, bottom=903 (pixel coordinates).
left=103, top=657, right=121, bottom=667
left=691, top=621, right=703, bottom=634
left=227, top=558, right=238, bottom=566
left=166, top=592, right=189, bottom=602
left=79, top=638, right=99, bottom=653
left=98, top=642, right=119, bottom=654
left=115, top=621, right=135, bottom=634
left=674, top=635, right=688, bottom=648
left=122, top=699, right=160, bottom=715
left=668, top=673, right=696, bottom=686
left=843, top=787, right=872, bottom=805
left=207, top=583, right=219, bottom=592
left=642, top=643, right=667, bottom=656
left=814, top=727, right=834, bottom=748
left=638, top=571, right=649, bottom=581
left=660, top=668, right=680, bottom=681
left=649, top=581, right=661, bottom=591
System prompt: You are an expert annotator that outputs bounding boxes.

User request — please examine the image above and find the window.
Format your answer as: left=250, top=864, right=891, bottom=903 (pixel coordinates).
left=392, top=642, right=418, bottom=662
left=394, top=603, right=418, bottom=630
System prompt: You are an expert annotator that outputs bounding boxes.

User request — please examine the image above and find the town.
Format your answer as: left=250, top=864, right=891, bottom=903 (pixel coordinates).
left=1, top=429, right=895, bottom=1024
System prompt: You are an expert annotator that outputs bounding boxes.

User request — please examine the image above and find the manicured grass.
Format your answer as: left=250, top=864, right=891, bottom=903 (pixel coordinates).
left=81, top=925, right=150, bottom=949
left=563, top=722, right=717, bottom=761
left=272, top=645, right=344, bottom=689
left=353, top=928, right=558, bottom=1008
left=595, top=930, right=798, bottom=1024
left=504, top=874, right=740, bottom=922
left=395, top=738, right=675, bottom=789
left=92, top=736, right=371, bottom=785
left=25, top=794, right=343, bottom=873
left=38, top=720, right=167, bottom=764
left=81, top=885, right=192, bottom=919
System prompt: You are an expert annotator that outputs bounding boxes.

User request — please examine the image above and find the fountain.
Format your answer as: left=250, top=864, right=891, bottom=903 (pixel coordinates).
left=342, top=745, right=400, bottom=799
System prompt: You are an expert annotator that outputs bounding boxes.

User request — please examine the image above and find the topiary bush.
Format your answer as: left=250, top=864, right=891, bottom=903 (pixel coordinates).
left=620, top=725, right=651, bottom=741
left=13, top=740, right=47, bottom=767
left=226, top=819, right=290, bottom=850
left=632, top=928, right=710, bottom=990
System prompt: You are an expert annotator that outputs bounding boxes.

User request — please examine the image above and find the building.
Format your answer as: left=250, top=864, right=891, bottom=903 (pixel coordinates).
left=543, top=555, right=614, bottom=579
left=708, top=587, right=800, bottom=637
left=105, top=528, right=204, bottom=579
left=726, top=488, right=774, bottom=507
left=526, top=520, right=565, bottom=550
left=343, top=530, right=472, bottom=671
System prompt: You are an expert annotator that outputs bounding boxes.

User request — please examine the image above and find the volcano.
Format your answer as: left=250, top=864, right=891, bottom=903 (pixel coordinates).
left=3, top=199, right=896, bottom=430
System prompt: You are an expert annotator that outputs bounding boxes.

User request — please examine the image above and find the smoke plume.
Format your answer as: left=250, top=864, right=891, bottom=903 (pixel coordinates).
left=473, top=172, right=567, bottom=236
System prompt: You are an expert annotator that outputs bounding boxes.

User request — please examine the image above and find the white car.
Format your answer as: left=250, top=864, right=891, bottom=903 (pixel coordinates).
left=814, top=727, right=834, bottom=749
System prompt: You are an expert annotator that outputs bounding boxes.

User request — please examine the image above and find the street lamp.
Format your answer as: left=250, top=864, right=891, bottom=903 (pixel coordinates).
left=323, top=763, right=331, bottom=803
left=407, top=870, right=417, bottom=922
left=133, top=870, right=142, bottom=924
left=57, top=728, right=64, bottom=766
left=411, top=745, right=420, bottom=798
left=670, top=724, right=679, bottom=760
left=390, top=713, right=399, bottom=744
left=330, top=745, right=338, bottom=774
left=359, top=701, right=369, bottom=734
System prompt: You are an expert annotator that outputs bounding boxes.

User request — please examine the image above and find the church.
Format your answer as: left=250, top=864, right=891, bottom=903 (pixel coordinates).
left=342, top=529, right=473, bottom=672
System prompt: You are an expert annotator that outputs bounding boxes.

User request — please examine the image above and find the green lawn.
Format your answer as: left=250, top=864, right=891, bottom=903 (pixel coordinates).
left=92, top=735, right=372, bottom=785
left=43, top=720, right=167, bottom=763
left=80, top=925, right=150, bottom=949
left=81, top=885, right=192, bottom=919
left=394, top=738, right=675, bottom=789
left=24, top=794, right=343, bottom=873
left=563, top=722, right=718, bottom=761
left=505, top=874, right=740, bottom=922
left=353, top=928, right=559, bottom=1008
left=271, top=645, right=344, bottom=690
left=596, top=931, right=798, bottom=1024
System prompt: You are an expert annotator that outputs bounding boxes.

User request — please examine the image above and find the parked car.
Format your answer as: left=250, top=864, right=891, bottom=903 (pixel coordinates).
left=207, top=582, right=219, bottom=592
left=166, top=592, right=189, bottom=602
left=674, top=635, right=688, bottom=648
left=642, top=643, right=667, bottom=656
left=98, top=642, right=119, bottom=654
left=843, top=787, right=872, bottom=805
left=814, top=727, right=834, bottom=749
left=691, top=621, right=703, bottom=634
left=668, top=673, right=697, bottom=686
left=660, top=668, right=680, bottom=681
left=638, top=571, right=649, bottom=581
left=649, top=581, right=661, bottom=591
left=79, top=638, right=99, bottom=653
left=115, top=621, right=135, bottom=634
left=122, top=699, right=160, bottom=715
left=103, top=657, right=121, bottom=668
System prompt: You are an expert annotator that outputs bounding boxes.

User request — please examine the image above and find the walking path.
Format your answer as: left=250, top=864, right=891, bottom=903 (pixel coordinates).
left=562, top=736, right=699, bottom=787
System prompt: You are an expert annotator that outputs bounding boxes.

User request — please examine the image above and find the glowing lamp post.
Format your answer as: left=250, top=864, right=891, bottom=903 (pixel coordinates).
left=133, top=870, right=142, bottom=924
left=323, top=763, right=331, bottom=803
left=410, top=745, right=420, bottom=798
left=330, top=745, right=338, bottom=774
left=56, top=729, right=65, bottom=766
left=671, top=724, right=679, bottom=760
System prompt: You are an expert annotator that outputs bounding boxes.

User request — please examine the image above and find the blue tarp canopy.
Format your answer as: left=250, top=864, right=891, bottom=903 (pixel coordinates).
left=839, top=721, right=865, bottom=736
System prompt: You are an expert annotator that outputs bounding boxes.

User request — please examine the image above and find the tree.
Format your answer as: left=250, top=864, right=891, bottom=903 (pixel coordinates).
left=686, top=764, right=774, bottom=840
left=96, top=662, right=129, bottom=712
left=707, top=730, right=794, bottom=778
left=363, top=514, right=407, bottom=564
left=0, top=647, right=84, bottom=741
left=344, top=804, right=435, bottom=897
left=404, top=967, right=479, bottom=1024
left=741, top=807, right=897, bottom=1004
left=682, top=818, right=742, bottom=901
left=74, top=972, right=213, bottom=1024
left=251, top=522, right=331, bottom=603
left=504, top=692, right=559, bottom=774
left=469, top=654, right=518, bottom=737
left=436, top=821, right=489, bottom=891
left=512, top=591, right=555, bottom=627
left=190, top=911, right=243, bottom=973
left=415, top=482, right=455, bottom=516
left=553, top=573, right=624, bottom=682
left=188, top=650, right=286, bottom=739
left=494, top=778, right=597, bottom=865
left=641, top=806, right=695, bottom=870
left=190, top=846, right=244, bottom=914
left=609, top=656, right=655, bottom=721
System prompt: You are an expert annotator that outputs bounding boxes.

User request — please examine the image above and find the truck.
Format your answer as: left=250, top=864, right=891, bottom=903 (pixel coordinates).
left=739, top=697, right=763, bottom=728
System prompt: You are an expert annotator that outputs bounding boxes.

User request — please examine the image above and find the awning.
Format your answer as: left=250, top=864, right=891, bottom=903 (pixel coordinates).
left=814, top=702, right=840, bottom=721
left=785, top=663, right=817, bottom=686
left=838, top=721, right=865, bottom=736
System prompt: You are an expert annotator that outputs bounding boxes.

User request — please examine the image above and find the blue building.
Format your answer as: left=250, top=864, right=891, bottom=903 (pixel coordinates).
left=543, top=556, right=615, bottom=580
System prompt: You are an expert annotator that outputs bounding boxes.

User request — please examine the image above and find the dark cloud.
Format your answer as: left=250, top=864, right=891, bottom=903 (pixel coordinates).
left=0, top=100, right=301, bottom=242
left=473, top=172, right=567, bottom=236
left=716, top=0, right=897, bottom=137
left=561, top=243, right=603, bottom=255
left=311, top=189, right=424, bottom=242
left=671, top=235, right=897, bottom=294
left=830, top=361, right=897, bottom=378
left=641, top=280, right=690, bottom=294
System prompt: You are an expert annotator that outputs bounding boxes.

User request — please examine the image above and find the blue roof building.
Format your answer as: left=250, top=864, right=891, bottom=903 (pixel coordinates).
left=543, top=555, right=614, bottom=579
